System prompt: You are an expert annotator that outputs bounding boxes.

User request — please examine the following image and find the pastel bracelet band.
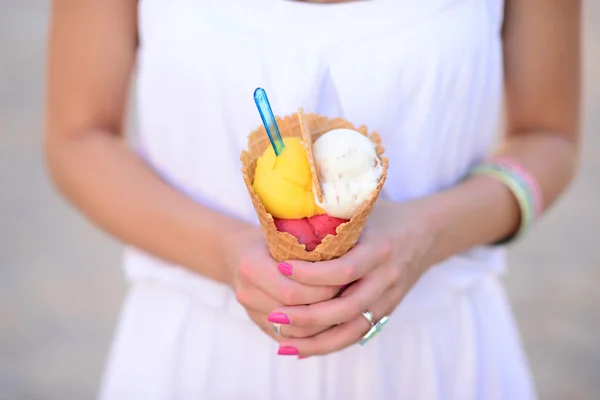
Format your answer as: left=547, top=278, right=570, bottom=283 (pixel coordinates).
left=488, top=157, right=544, bottom=217
left=469, top=157, right=544, bottom=244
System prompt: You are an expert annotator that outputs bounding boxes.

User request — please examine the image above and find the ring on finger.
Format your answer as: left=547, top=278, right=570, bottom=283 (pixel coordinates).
left=361, top=310, right=375, bottom=328
left=272, top=323, right=284, bottom=337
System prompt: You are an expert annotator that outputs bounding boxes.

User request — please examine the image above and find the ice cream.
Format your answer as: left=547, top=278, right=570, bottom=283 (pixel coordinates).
left=274, top=215, right=349, bottom=251
left=253, top=137, right=324, bottom=219
left=312, top=128, right=384, bottom=219
left=253, top=124, right=383, bottom=252
left=241, top=111, right=388, bottom=261
left=253, top=134, right=350, bottom=251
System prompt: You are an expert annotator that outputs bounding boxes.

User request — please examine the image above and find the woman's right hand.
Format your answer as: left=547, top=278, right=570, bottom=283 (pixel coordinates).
left=226, top=226, right=340, bottom=342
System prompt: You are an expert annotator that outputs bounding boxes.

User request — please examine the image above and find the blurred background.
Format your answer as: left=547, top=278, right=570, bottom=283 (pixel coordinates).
left=1, top=1, right=599, bottom=399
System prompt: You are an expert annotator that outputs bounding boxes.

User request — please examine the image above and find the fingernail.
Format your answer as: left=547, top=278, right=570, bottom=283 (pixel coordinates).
left=298, top=356, right=310, bottom=360
left=268, top=313, right=290, bottom=324
left=278, top=262, right=293, bottom=276
left=278, top=346, right=299, bottom=356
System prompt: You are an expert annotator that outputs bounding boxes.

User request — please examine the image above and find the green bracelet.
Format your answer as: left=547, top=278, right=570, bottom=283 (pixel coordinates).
left=469, top=165, right=536, bottom=244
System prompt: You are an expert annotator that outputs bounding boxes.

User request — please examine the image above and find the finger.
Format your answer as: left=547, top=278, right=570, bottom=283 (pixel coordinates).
left=271, top=265, right=395, bottom=328
left=246, top=310, right=332, bottom=339
left=278, top=285, right=399, bottom=356
left=235, top=285, right=282, bottom=314
left=244, top=308, right=281, bottom=343
left=282, top=231, right=393, bottom=286
left=238, top=251, right=340, bottom=306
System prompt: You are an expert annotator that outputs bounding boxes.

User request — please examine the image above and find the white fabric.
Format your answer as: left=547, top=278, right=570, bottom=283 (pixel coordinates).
left=100, top=0, right=536, bottom=398
left=100, top=276, right=533, bottom=400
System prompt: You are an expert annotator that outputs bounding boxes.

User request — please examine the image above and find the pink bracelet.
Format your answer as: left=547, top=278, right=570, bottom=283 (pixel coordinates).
left=487, top=156, right=544, bottom=217
left=469, top=156, right=545, bottom=244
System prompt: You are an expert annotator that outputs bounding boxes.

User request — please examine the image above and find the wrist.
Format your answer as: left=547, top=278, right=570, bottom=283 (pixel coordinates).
left=185, top=209, right=254, bottom=286
left=218, top=220, right=262, bottom=288
left=411, top=174, right=521, bottom=266
left=396, top=196, right=449, bottom=271
left=378, top=198, right=444, bottom=274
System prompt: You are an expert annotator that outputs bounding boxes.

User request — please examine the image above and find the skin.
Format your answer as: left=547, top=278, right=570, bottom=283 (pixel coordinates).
left=45, top=0, right=581, bottom=357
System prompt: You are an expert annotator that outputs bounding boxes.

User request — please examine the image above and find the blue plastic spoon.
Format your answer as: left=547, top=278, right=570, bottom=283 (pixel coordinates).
left=254, top=87, right=285, bottom=156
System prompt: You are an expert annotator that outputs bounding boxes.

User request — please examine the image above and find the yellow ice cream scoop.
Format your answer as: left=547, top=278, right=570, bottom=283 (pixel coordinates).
left=253, top=137, right=324, bottom=219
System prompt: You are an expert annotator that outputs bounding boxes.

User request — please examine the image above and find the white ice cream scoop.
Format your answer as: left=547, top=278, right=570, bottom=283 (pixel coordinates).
left=312, top=128, right=384, bottom=219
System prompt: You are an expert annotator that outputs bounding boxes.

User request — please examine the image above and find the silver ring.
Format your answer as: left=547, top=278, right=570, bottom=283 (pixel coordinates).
left=361, top=310, right=375, bottom=328
left=272, top=323, right=283, bottom=337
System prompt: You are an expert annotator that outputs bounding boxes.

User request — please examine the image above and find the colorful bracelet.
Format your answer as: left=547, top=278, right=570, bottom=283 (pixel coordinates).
left=469, top=157, right=544, bottom=244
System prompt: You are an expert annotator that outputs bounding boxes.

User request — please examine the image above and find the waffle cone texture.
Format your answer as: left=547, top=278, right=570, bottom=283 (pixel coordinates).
left=240, top=110, right=389, bottom=262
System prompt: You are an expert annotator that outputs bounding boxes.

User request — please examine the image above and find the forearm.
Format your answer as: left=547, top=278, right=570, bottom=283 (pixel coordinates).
left=419, top=131, right=578, bottom=267
left=45, top=130, right=250, bottom=284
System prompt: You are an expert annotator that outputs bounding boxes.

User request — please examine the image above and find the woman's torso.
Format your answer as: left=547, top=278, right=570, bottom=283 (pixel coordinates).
left=126, top=0, right=506, bottom=316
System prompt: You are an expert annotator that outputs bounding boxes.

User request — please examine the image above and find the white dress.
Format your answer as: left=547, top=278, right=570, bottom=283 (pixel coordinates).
left=100, top=0, right=536, bottom=398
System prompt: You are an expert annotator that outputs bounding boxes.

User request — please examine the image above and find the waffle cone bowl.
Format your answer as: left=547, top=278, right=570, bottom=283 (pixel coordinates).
left=240, top=110, right=388, bottom=262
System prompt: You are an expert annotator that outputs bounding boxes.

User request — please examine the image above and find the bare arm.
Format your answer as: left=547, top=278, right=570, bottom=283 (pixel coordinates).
left=422, top=0, right=581, bottom=262
left=44, top=0, right=249, bottom=284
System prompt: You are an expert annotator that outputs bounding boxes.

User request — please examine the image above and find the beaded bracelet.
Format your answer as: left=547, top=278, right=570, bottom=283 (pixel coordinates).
left=469, top=157, right=544, bottom=244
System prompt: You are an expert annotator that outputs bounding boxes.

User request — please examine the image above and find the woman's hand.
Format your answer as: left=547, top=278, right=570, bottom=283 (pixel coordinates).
left=268, top=199, right=437, bottom=356
left=226, top=226, right=341, bottom=342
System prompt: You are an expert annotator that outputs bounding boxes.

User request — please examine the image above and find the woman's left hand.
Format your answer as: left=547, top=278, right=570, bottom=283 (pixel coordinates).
left=269, top=199, right=437, bottom=357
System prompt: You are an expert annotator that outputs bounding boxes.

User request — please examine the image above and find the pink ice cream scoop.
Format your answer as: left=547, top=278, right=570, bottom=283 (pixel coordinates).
left=274, top=215, right=349, bottom=251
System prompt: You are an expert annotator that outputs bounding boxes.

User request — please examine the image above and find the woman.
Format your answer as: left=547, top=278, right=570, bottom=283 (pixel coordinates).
left=45, top=0, right=581, bottom=398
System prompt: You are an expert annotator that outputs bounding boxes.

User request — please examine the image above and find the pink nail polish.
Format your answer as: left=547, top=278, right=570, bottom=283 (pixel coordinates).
left=278, top=262, right=293, bottom=276
left=298, top=356, right=310, bottom=360
left=268, top=313, right=290, bottom=324
left=278, top=346, right=299, bottom=356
